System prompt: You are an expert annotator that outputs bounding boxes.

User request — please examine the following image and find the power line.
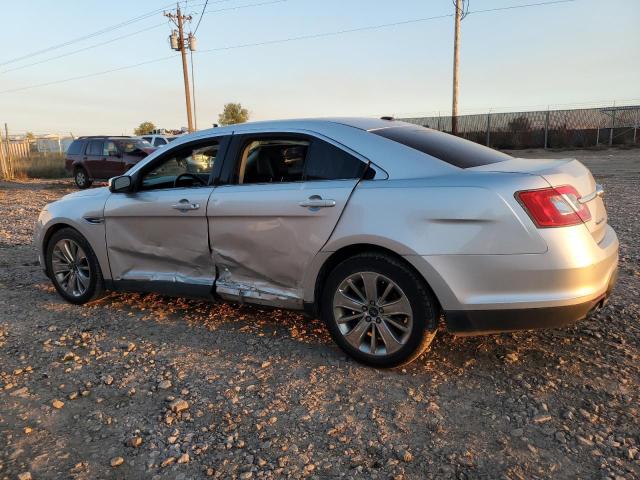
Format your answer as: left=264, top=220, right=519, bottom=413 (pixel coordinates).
left=0, top=0, right=285, bottom=74
left=0, top=1, right=181, bottom=66
left=202, top=0, right=287, bottom=17
left=0, top=0, right=239, bottom=67
left=0, top=55, right=178, bottom=95
left=0, top=0, right=577, bottom=95
left=193, top=0, right=210, bottom=35
left=0, top=23, right=166, bottom=75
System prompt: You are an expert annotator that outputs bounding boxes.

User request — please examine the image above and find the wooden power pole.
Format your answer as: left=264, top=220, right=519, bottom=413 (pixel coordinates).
left=165, top=5, right=194, bottom=132
left=451, top=0, right=462, bottom=136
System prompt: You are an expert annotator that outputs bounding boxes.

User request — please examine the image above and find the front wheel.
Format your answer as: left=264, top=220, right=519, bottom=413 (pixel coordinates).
left=74, top=168, right=92, bottom=189
left=46, top=228, right=105, bottom=304
left=321, top=253, right=438, bottom=368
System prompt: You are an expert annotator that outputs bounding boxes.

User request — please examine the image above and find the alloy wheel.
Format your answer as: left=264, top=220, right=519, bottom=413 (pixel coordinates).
left=51, top=239, right=91, bottom=297
left=332, top=272, right=413, bottom=356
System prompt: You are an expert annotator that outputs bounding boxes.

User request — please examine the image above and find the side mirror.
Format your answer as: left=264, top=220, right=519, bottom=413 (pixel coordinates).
left=109, top=175, right=133, bottom=193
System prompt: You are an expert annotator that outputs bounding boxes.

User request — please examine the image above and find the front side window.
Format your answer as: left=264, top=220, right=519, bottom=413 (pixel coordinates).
left=153, top=137, right=166, bottom=147
left=141, top=142, right=219, bottom=190
left=118, top=139, right=151, bottom=154
left=238, top=139, right=309, bottom=184
left=87, top=140, right=103, bottom=156
left=103, top=141, right=118, bottom=156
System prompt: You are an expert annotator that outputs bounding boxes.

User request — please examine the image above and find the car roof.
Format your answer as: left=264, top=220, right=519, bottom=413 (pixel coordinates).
left=76, top=136, right=133, bottom=140
left=194, top=117, right=406, bottom=137
left=127, top=117, right=459, bottom=180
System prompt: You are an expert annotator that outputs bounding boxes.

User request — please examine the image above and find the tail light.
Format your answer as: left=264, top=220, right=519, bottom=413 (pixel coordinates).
left=516, top=185, right=591, bottom=228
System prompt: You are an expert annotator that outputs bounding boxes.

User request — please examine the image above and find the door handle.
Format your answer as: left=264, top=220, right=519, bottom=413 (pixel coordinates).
left=172, top=199, right=200, bottom=212
left=298, top=196, right=336, bottom=208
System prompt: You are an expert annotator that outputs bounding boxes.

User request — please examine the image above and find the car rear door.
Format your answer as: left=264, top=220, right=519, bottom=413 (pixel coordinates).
left=84, top=139, right=104, bottom=178
left=103, top=136, right=229, bottom=295
left=208, top=131, right=371, bottom=306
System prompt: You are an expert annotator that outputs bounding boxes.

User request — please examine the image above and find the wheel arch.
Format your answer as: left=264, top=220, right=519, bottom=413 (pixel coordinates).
left=41, top=219, right=112, bottom=281
left=306, top=243, right=444, bottom=319
left=41, top=222, right=80, bottom=276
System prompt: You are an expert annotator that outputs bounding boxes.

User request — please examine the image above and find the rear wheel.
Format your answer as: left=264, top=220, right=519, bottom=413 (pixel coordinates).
left=74, top=168, right=92, bottom=189
left=46, top=228, right=105, bottom=304
left=321, top=252, right=438, bottom=368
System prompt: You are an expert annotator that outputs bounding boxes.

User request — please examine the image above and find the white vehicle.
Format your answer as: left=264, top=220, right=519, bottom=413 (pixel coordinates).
left=137, top=134, right=179, bottom=148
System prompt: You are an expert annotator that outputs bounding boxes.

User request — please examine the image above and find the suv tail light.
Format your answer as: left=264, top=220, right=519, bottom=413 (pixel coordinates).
left=516, top=185, right=591, bottom=228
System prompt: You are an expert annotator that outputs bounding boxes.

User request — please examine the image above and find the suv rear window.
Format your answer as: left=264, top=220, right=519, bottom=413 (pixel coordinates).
left=371, top=126, right=511, bottom=168
left=67, top=140, right=85, bottom=155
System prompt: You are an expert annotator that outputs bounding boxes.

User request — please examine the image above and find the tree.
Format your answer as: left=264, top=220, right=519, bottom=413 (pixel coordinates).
left=218, top=103, right=249, bottom=126
left=134, top=121, right=156, bottom=136
left=25, top=131, right=35, bottom=140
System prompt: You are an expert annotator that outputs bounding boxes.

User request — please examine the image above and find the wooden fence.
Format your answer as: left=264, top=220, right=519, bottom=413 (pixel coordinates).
left=0, top=139, right=30, bottom=179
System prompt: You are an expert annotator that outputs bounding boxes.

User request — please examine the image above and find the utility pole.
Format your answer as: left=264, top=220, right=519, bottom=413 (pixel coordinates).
left=451, top=0, right=462, bottom=135
left=165, top=5, right=194, bottom=132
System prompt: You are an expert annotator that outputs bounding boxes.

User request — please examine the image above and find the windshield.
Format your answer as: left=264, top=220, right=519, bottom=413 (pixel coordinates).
left=116, top=139, right=152, bottom=153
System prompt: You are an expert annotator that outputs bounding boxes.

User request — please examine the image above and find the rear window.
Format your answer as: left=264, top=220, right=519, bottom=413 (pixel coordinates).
left=371, top=126, right=511, bottom=168
left=305, top=140, right=370, bottom=180
left=67, top=140, right=85, bottom=155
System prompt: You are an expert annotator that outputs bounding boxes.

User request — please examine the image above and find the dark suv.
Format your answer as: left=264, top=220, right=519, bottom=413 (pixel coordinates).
left=65, top=136, right=154, bottom=188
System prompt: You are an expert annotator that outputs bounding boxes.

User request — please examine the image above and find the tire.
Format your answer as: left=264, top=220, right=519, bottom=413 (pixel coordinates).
left=74, top=167, right=93, bottom=189
left=45, top=227, right=105, bottom=305
left=321, top=252, right=438, bottom=368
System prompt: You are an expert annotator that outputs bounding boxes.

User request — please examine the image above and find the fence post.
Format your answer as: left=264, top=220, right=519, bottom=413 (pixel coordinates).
left=609, top=107, right=616, bottom=147
left=543, top=109, right=550, bottom=149
left=3, top=123, right=12, bottom=178
left=485, top=113, right=491, bottom=146
left=0, top=129, right=5, bottom=178
left=634, top=108, right=638, bottom=144
left=437, top=113, right=441, bottom=131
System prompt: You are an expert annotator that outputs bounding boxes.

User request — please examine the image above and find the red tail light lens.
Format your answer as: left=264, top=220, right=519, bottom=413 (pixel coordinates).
left=516, top=185, right=591, bottom=228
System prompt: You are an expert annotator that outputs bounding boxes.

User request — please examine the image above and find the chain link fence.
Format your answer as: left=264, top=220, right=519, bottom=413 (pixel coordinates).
left=401, top=105, right=640, bottom=149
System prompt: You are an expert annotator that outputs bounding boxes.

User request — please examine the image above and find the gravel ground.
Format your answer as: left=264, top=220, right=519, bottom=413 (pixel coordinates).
left=0, top=148, right=638, bottom=480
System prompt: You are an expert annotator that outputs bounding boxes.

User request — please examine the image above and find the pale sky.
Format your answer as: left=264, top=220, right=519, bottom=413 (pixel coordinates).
left=1, top=0, right=638, bottom=136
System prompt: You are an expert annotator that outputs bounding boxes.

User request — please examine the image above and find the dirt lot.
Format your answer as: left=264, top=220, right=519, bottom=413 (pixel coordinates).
left=1, top=148, right=638, bottom=480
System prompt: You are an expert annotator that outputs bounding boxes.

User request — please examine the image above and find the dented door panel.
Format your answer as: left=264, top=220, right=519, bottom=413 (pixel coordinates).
left=208, top=180, right=358, bottom=305
left=104, top=188, right=215, bottom=287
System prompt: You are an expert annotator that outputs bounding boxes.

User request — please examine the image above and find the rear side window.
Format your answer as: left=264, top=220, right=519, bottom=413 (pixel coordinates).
left=67, top=140, right=85, bottom=155
left=305, top=141, right=370, bottom=180
left=238, top=139, right=309, bottom=184
left=371, top=126, right=511, bottom=168
left=153, top=137, right=166, bottom=146
left=87, top=140, right=104, bottom=156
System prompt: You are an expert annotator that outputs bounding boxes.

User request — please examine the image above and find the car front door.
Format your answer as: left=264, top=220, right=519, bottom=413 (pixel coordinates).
left=102, top=140, right=126, bottom=178
left=103, top=136, right=229, bottom=295
left=208, top=132, right=372, bottom=307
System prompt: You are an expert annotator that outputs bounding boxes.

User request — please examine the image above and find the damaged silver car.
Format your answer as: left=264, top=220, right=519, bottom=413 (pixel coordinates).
left=35, top=118, right=618, bottom=367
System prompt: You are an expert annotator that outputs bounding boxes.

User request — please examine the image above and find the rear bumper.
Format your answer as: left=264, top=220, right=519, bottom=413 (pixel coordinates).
left=405, top=223, right=619, bottom=334
left=445, top=267, right=617, bottom=335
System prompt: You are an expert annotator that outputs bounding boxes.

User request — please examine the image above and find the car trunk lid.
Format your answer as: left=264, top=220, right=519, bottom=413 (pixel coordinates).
left=470, top=157, right=608, bottom=242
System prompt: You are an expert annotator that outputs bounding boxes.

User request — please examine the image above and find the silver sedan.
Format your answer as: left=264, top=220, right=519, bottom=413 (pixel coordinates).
left=35, top=118, right=619, bottom=367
